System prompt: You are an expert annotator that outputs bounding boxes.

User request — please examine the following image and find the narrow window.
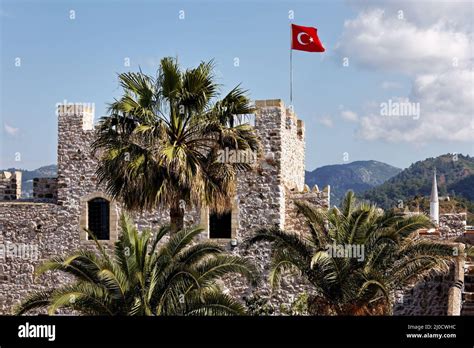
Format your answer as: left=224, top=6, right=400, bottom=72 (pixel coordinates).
left=209, top=210, right=232, bottom=239
left=87, top=198, right=110, bottom=240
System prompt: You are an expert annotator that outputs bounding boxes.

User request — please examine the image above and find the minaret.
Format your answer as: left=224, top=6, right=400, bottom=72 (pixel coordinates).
left=430, top=168, right=439, bottom=225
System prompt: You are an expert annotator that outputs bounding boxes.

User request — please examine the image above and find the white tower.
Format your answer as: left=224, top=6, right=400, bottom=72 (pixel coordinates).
left=430, top=168, right=439, bottom=225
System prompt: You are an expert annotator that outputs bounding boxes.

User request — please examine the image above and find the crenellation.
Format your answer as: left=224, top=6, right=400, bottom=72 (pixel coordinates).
left=284, top=186, right=330, bottom=235
left=439, top=213, right=467, bottom=238
left=0, top=98, right=330, bottom=314
left=0, top=171, right=22, bottom=201
left=1, top=98, right=461, bottom=316
left=254, top=99, right=283, bottom=108
left=32, top=178, right=58, bottom=202
left=296, top=119, right=304, bottom=140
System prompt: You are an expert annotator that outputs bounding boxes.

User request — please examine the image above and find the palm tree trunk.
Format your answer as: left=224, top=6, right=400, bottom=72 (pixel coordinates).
left=169, top=203, right=184, bottom=233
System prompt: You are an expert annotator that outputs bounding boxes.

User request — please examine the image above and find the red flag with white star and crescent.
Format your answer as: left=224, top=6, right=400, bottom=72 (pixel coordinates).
left=291, top=24, right=325, bottom=52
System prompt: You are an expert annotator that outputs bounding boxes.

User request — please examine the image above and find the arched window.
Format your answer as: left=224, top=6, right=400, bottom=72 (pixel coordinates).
left=87, top=198, right=110, bottom=240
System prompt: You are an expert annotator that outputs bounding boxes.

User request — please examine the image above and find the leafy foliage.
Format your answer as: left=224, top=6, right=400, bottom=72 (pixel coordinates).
left=243, top=293, right=275, bottom=316
left=15, top=215, right=258, bottom=315
left=91, top=57, right=260, bottom=232
left=280, top=293, right=309, bottom=315
left=246, top=191, right=455, bottom=315
left=363, top=154, right=474, bottom=210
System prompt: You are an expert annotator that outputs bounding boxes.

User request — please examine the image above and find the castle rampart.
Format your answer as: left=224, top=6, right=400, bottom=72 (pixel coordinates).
left=0, top=171, right=22, bottom=200
left=0, top=99, right=332, bottom=314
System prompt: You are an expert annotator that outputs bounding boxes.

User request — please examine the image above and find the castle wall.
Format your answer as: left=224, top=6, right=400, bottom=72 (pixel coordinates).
left=439, top=213, right=467, bottom=238
left=226, top=101, right=328, bottom=308
left=33, top=178, right=58, bottom=202
left=393, top=269, right=454, bottom=315
left=57, top=105, right=98, bottom=207
left=281, top=108, right=305, bottom=191
left=0, top=105, right=202, bottom=314
left=8, top=98, right=457, bottom=316
left=0, top=171, right=22, bottom=200
left=284, top=187, right=330, bottom=235
left=0, top=202, right=68, bottom=313
left=236, top=100, right=287, bottom=236
left=224, top=100, right=295, bottom=305
left=234, top=100, right=311, bottom=237
left=0, top=99, right=332, bottom=315
left=393, top=243, right=465, bottom=316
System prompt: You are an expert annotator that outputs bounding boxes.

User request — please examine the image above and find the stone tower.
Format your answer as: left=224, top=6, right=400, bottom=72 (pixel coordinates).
left=56, top=103, right=121, bottom=244
left=0, top=98, right=331, bottom=314
left=430, top=168, right=439, bottom=225
left=233, top=99, right=306, bottom=236
left=0, top=170, right=22, bottom=200
left=57, top=103, right=96, bottom=206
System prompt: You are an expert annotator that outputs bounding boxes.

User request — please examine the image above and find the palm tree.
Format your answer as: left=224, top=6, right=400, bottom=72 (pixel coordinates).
left=15, top=214, right=258, bottom=315
left=467, top=245, right=474, bottom=258
left=246, top=191, right=455, bottom=315
left=92, top=58, right=259, bottom=232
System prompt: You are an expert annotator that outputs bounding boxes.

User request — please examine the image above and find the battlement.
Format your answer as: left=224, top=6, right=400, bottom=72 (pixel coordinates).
left=254, top=99, right=304, bottom=138
left=285, top=185, right=331, bottom=235
left=33, top=177, right=58, bottom=202
left=57, top=102, right=95, bottom=131
left=0, top=171, right=22, bottom=200
left=439, top=213, right=467, bottom=238
left=288, top=184, right=331, bottom=208
left=253, top=99, right=306, bottom=191
left=0, top=96, right=332, bottom=315
left=254, top=99, right=284, bottom=108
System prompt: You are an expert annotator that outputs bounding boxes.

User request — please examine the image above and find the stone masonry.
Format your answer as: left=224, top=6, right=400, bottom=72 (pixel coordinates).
left=33, top=178, right=58, bottom=202
left=0, top=99, right=465, bottom=316
left=439, top=213, right=467, bottom=238
left=0, top=99, right=330, bottom=314
left=0, top=171, right=22, bottom=201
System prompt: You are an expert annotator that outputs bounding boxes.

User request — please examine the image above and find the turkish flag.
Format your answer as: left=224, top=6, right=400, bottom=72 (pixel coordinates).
left=291, top=24, right=325, bottom=52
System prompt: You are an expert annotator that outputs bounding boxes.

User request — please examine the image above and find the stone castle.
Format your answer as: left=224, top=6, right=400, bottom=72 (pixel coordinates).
left=0, top=99, right=471, bottom=315
left=0, top=171, right=22, bottom=201
left=0, top=99, right=330, bottom=313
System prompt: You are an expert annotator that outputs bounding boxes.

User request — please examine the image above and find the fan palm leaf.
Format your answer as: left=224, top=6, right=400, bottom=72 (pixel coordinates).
left=92, top=57, right=260, bottom=233
left=15, top=214, right=257, bottom=316
left=246, top=191, right=455, bottom=315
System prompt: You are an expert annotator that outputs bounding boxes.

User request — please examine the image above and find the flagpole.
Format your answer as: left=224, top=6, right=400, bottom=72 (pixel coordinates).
left=290, top=25, right=293, bottom=106
left=290, top=47, right=293, bottom=105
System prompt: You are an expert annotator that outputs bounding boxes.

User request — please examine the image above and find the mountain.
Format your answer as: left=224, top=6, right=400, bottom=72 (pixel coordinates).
left=305, top=160, right=402, bottom=206
left=449, top=175, right=474, bottom=201
left=1, top=165, right=57, bottom=197
left=362, top=154, right=474, bottom=210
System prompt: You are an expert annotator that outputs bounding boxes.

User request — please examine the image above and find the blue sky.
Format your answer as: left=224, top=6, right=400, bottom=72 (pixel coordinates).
left=1, top=0, right=472, bottom=170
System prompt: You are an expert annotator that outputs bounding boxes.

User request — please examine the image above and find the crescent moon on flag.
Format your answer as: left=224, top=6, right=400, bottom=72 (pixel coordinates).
left=297, top=32, right=310, bottom=45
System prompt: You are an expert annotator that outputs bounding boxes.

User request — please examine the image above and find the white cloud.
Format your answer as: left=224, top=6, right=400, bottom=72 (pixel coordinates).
left=357, top=69, right=474, bottom=142
left=340, top=110, right=358, bottom=122
left=4, top=123, right=19, bottom=136
left=318, top=116, right=334, bottom=128
left=335, top=8, right=471, bottom=75
left=348, top=1, right=473, bottom=31
left=336, top=2, right=473, bottom=143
